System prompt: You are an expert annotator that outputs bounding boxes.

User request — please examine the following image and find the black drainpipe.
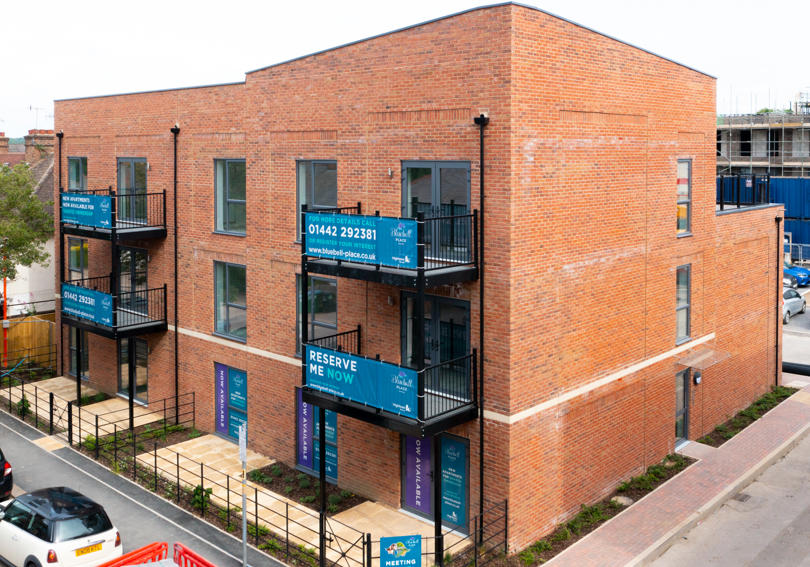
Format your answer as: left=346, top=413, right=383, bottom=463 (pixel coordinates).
left=776, top=215, right=783, bottom=387
left=171, top=125, right=180, bottom=423
left=473, top=113, right=489, bottom=540
left=56, top=131, right=64, bottom=377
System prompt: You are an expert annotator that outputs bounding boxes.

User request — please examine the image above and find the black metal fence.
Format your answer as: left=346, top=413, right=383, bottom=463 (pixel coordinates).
left=368, top=500, right=508, bottom=567
left=309, top=326, right=362, bottom=355
left=62, top=188, right=166, bottom=230
left=62, top=276, right=167, bottom=331
left=421, top=351, right=477, bottom=420
left=717, top=174, right=771, bottom=210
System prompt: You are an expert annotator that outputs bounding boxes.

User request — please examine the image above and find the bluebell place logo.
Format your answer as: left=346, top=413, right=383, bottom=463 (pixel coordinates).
left=385, top=541, right=410, bottom=558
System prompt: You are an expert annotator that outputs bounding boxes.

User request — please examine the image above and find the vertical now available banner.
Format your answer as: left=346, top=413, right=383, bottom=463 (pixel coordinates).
left=296, top=388, right=338, bottom=479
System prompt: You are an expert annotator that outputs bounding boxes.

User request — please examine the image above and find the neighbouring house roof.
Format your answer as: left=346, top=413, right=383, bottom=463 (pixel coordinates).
left=0, top=153, right=26, bottom=167
left=29, top=154, right=54, bottom=217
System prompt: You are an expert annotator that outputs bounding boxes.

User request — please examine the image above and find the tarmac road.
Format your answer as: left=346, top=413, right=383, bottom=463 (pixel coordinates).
left=652, top=426, right=810, bottom=566
left=0, top=409, right=280, bottom=567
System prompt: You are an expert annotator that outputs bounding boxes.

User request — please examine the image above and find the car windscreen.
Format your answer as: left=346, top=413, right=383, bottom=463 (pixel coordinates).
left=52, top=508, right=113, bottom=542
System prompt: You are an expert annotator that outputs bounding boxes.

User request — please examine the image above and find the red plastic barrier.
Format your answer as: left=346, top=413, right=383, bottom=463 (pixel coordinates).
left=96, top=541, right=169, bottom=566
left=173, top=542, right=218, bottom=567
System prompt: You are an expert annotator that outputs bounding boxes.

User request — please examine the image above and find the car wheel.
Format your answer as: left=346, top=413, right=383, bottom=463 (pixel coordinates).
left=802, top=302, right=806, bottom=314
left=785, top=312, right=791, bottom=324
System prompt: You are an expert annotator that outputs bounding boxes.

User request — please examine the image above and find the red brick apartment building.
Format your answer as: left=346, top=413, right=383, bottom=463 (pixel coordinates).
left=53, top=2, right=782, bottom=551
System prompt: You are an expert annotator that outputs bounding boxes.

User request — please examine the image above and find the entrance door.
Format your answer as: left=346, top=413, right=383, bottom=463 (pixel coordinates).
left=401, top=434, right=469, bottom=533
left=117, top=158, right=147, bottom=225
left=119, top=247, right=148, bottom=314
left=119, top=338, right=148, bottom=404
left=402, top=162, right=470, bottom=260
left=676, top=369, right=690, bottom=442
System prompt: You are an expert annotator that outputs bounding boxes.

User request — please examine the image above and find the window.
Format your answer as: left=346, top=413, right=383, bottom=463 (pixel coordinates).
left=117, top=158, right=147, bottom=224
left=676, top=159, right=691, bottom=235
left=67, top=157, right=87, bottom=191
left=297, top=161, right=337, bottom=236
left=296, top=275, right=337, bottom=354
left=69, top=327, right=88, bottom=379
left=214, top=262, right=246, bottom=341
left=67, top=238, right=88, bottom=281
left=215, top=159, right=246, bottom=234
left=676, top=265, right=691, bottom=343
left=3, top=500, right=33, bottom=531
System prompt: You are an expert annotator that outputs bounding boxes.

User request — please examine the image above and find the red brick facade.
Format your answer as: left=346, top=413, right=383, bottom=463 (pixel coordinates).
left=53, top=4, right=781, bottom=550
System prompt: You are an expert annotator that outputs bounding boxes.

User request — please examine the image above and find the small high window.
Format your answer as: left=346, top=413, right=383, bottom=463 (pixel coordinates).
left=215, top=159, right=246, bottom=234
left=67, top=157, right=87, bottom=191
left=297, top=161, right=337, bottom=236
left=676, top=159, right=691, bottom=235
left=214, top=262, right=246, bottom=341
left=676, top=264, right=691, bottom=343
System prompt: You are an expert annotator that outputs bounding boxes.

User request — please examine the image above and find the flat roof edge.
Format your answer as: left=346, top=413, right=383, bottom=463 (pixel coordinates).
left=55, top=81, right=245, bottom=103
left=246, top=1, right=715, bottom=80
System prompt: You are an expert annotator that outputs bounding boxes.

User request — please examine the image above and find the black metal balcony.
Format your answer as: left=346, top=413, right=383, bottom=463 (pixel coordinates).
left=60, top=188, right=167, bottom=241
left=301, top=332, right=477, bottom=437
left=716, top=174, right=771, bottom=211
left=302, top=207, right=479, bottom=288
left=60, top=275, right=167, bottom=338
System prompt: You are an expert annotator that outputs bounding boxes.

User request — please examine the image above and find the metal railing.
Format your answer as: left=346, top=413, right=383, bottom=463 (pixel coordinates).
left=62, top=275, right=167, bottom=331
left=421, top=351, right=477, bottom=421
left=716, top=175, right=771, bottom=210
left=61, top=187, right=166, bottom=230
left=368, top=500, right=508, bottom=567
left=308, top=326, right=362, bottom=355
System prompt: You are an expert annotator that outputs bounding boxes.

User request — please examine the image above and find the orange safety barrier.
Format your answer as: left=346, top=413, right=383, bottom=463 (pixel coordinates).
left=96, top=541, right=169, bottom=566
left=173, top=542, right=218, bottom=567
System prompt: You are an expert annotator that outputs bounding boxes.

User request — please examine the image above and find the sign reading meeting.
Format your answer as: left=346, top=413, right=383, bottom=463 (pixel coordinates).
left=61, top=193, right=113, bottom=229
left=305, top=345, right=418, bottom=419
left=381, top=535, right=421, bottom=567
left=61, top=283, right=113, bottom=327
left=305, top=212, right=417, bottom=269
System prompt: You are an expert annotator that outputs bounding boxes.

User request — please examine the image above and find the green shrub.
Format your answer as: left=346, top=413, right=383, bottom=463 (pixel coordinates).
left=270, top=464, right=282, bottom=477
left=327, top=493, right=343, bottom=506
left=283, top=486, right=293, bottom=495
left=260, top=539, right=282, bottom=552
left=300, top=495, right=316, bottom=504
left=299, top=477, right=311, bottom=489
left=339, top=489, right=353, bottom=499
left=530, top=540, right=552, bottom=553
left=518, top=550, right=536, bottom=565
left=191, top=485, right=212, bottom=513
left=551, top=527, right=570, bottom=542
left=188, top=428, right=202, bottom=439
left=83, top=435, right=97, bottom=452
left=327, top=503, right=338, bottom=514
left=16, top=395, right=30, bottom=418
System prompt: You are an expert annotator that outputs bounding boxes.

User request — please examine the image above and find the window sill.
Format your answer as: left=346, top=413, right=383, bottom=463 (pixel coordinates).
left=212, top=331, right=247, bottom=344
left=675, top=336, right=692, bottom=346
left=676, top=232, right=693, bottom=239
left=213, top=230, right=246, bottom=238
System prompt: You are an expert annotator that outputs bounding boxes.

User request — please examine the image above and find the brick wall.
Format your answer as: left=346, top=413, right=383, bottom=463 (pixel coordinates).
left=53, top=3, right=778, bottom=552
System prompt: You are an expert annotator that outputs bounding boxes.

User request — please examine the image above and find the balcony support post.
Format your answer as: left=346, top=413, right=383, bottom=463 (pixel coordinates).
left=128, top=337, right=135, bottom=431
left=301, top=205, right=309, bottom=386
left=433, top=433, right=444, bottom=566
left=416, top=213, right=427, bottom=421
left=318, top=406, right=327, bottom=567
left=75, top=325, right=82, bottom=406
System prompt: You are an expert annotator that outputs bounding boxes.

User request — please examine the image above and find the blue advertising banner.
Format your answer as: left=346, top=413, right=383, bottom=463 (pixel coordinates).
left=381, top=535, right=421, bottom=567
left=215, top=364, right=228, bottom=436
left=305, top=346, right=418, bottom=419
left=228, top=368, right=248, bottom=411
left=61, top=193, right=112, bottom=228
left=297, top=388, right=338, bottom=480
left=228, top=409, right=248, bottom=439
left=61, top=283, right=113, bottom=327
left=305, top=213, right=417, bottom=269
left=441, top=437, right=468, bottom=528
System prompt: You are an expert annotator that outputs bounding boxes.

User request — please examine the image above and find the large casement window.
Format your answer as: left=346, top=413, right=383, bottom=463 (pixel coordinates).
left=676, top=159, right=691, bottom=235
left=296, top=275, right=337, bottom=354
left=215, top=159, right=246, bottom=235
left=676, top=264, right=691, bottom=343
left=296, top=161, right=337, bottom=236
left=214, top=262, right=247, bottom=341
left=67, top=238, right=88, bottom=280
left=117, top=157, right=147, bottom=225
left=68, top=328, right=88, bottom=379
left=67, top=157, right=87, bottom=191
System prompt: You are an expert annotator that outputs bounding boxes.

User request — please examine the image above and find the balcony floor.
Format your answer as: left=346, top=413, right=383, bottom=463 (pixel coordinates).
left=306, top=257, right=478, bottom=287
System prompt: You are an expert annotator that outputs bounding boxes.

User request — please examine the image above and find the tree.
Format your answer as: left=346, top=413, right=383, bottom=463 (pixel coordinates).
left=0, top=164, right=53, bottom=280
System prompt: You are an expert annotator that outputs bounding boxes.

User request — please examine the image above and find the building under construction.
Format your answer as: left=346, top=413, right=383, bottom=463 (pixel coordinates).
left=717, top=93, right=810, bottom=176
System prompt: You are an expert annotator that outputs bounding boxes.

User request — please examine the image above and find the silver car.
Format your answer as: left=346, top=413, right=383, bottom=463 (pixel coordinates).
left=783, top=288, right=806, bottom=324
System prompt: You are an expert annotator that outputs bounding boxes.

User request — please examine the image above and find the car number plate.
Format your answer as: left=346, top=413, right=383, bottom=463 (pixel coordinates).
left=75, top=542, right=102, bottom=556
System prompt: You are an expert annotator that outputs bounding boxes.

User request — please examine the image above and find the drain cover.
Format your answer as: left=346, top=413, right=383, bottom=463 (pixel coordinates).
left=732, top=492, right=751, bottom=503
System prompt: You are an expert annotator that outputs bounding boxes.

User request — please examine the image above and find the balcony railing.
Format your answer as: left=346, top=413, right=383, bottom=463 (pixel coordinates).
left=716, top=174, right=771, bottom=210
left=60, top=188, right=166, bottom=237
left=303, top=343, right=477, bottom=428
left=302, top=207, right=478, bottom=272
left=307, top=325, right=361, bottom=355
left=61, top=275, right=167, bottom=336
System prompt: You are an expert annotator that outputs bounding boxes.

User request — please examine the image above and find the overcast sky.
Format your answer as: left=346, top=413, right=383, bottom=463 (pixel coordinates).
left=3, top=0, right=807, bottom=137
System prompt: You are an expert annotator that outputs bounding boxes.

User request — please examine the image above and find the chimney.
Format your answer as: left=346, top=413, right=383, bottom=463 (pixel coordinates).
left=24, top=129, right=55, bottom=163
left=0, top=132, right=7, bottom=154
